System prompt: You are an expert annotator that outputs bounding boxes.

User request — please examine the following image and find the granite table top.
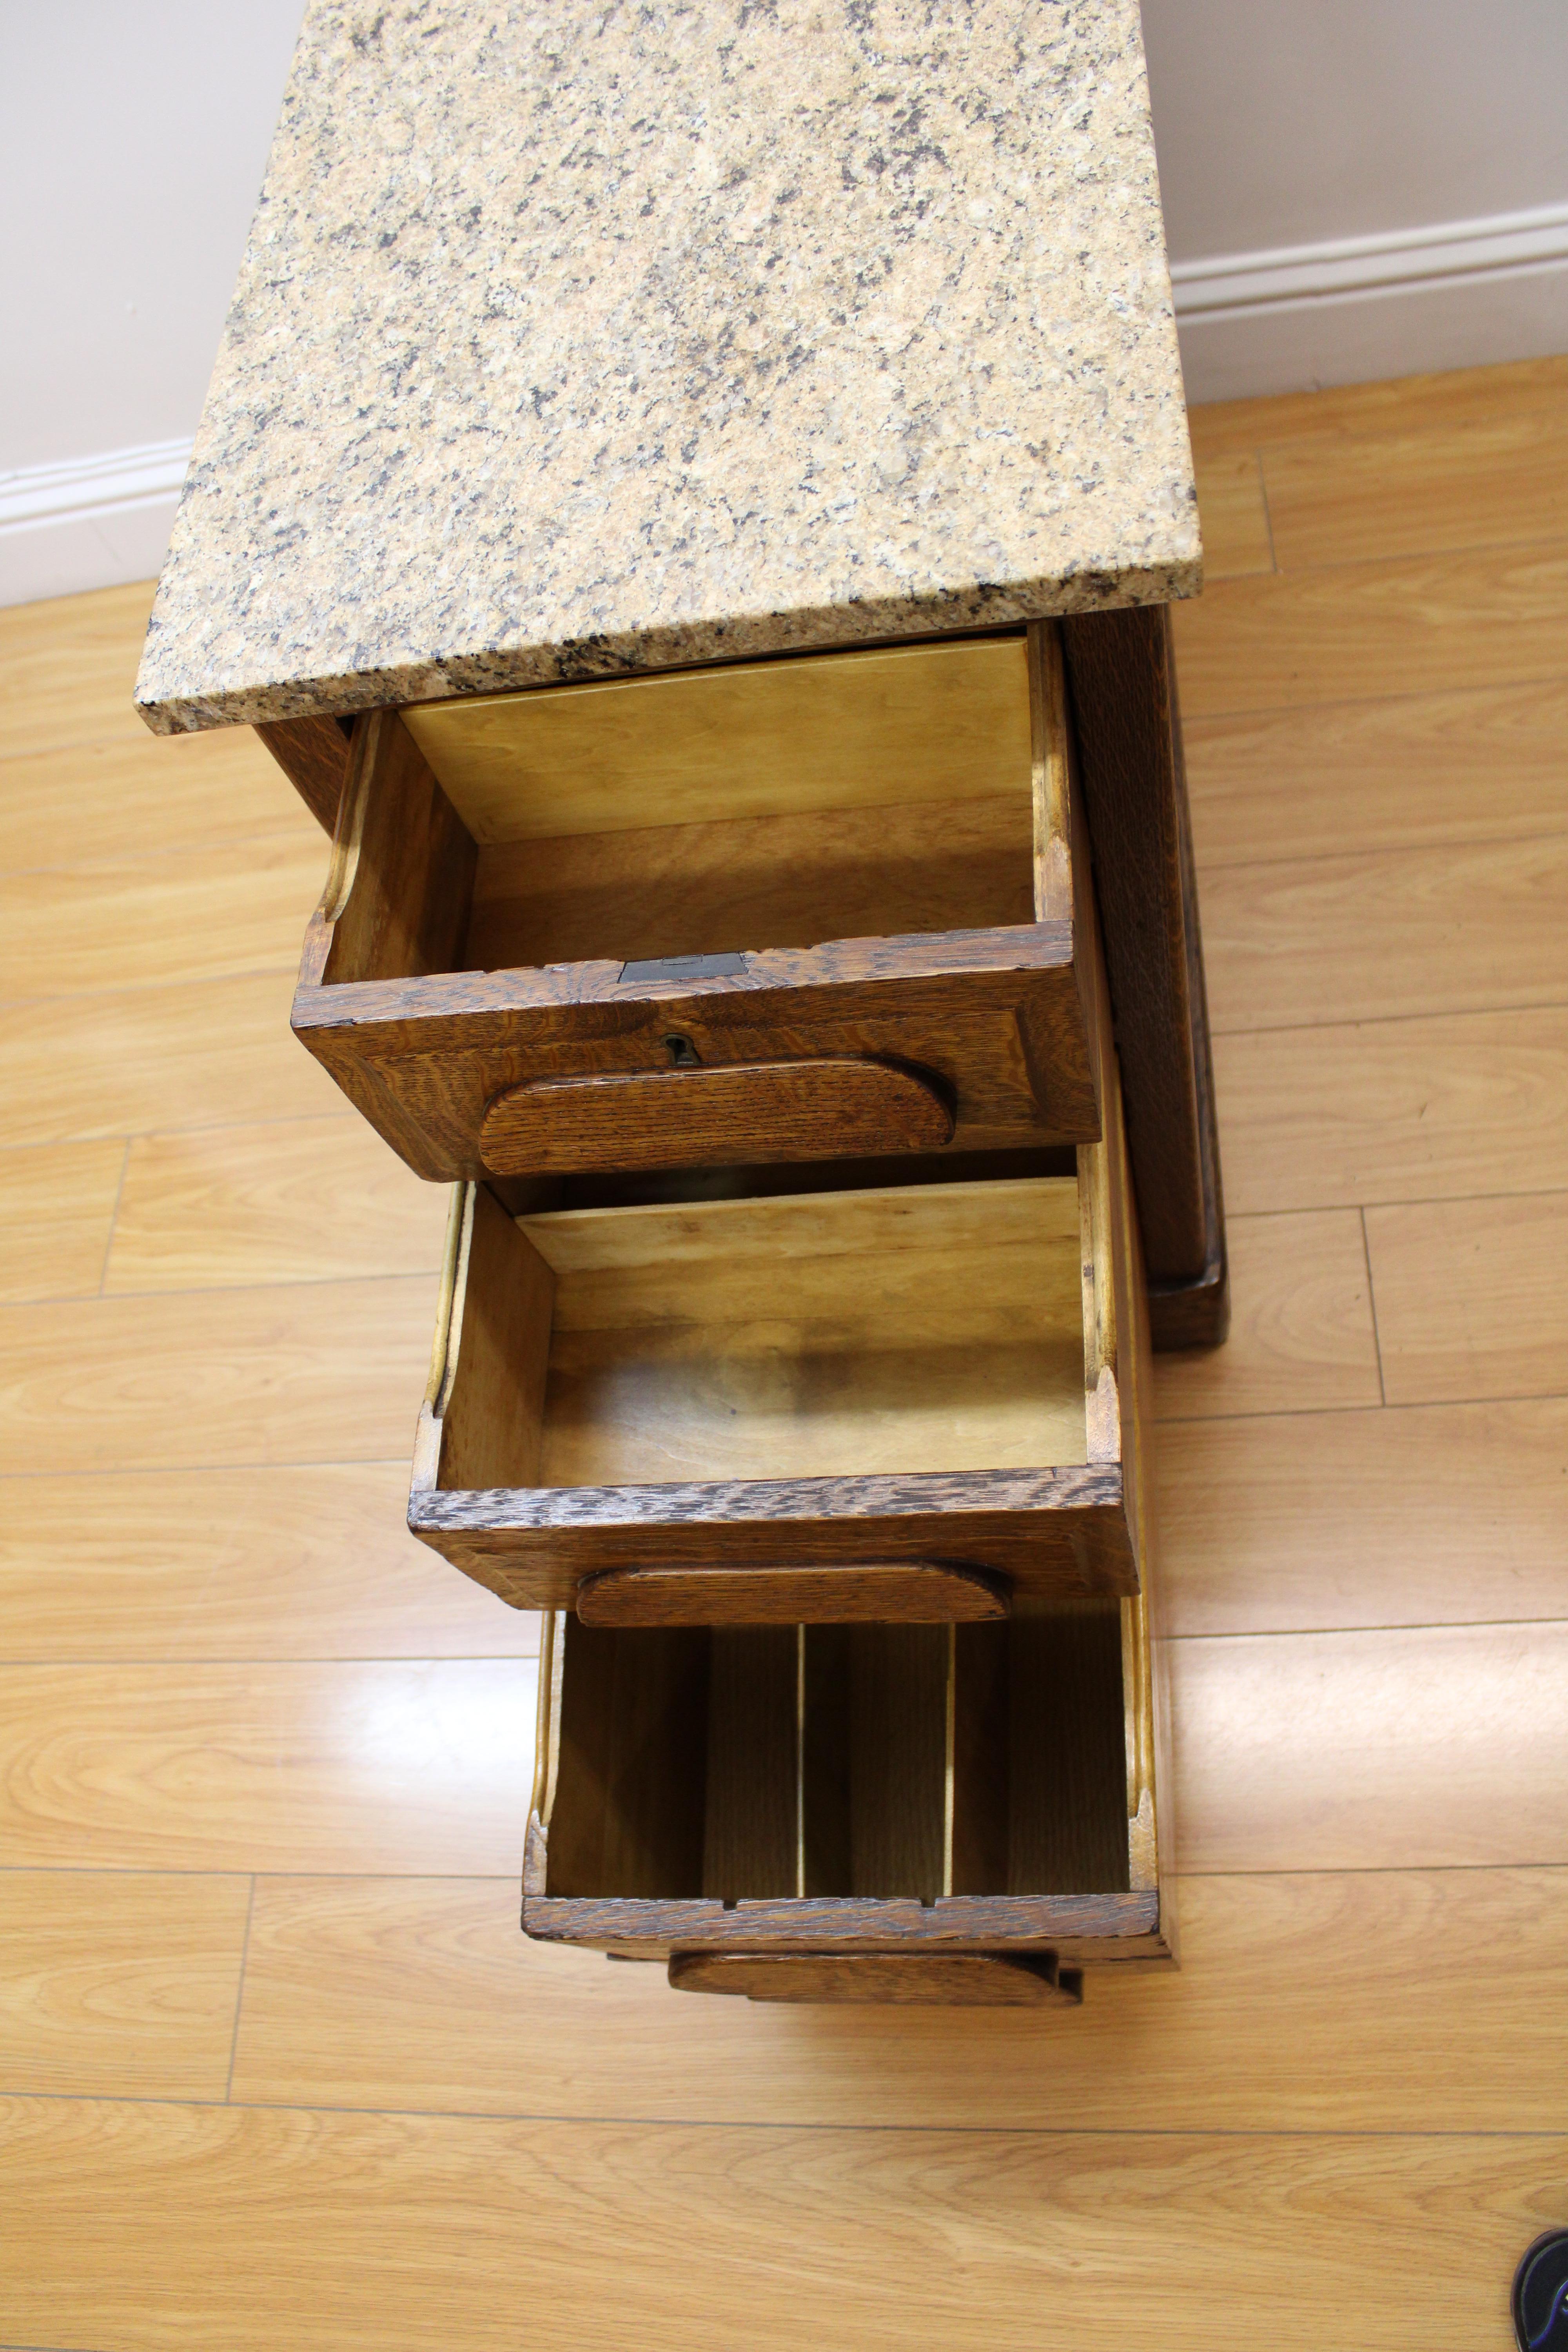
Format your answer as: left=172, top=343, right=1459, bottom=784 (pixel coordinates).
left=135, top=0, right=1200, bottom=735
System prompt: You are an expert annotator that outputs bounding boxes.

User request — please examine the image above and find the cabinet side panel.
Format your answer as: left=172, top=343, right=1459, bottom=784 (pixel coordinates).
left=255, top=713, right=352, bottom=833
left=1060, top=604, right=1227, bottom=1334
left=325, top=710, right=478, bottom=984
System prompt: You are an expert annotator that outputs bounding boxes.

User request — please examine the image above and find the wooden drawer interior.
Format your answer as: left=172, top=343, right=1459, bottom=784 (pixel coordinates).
left=535, top=1602, right=1142, bottom=1907
left=332, top=635, right=1041, bottom=984
left=406, top=1137, right=1148, bottom=1608
left=507, top=1175, right=1086, bottom=1488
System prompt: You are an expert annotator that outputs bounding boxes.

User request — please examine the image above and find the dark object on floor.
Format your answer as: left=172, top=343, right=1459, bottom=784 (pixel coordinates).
left=1515, top=2230, right=1568, bottom=2349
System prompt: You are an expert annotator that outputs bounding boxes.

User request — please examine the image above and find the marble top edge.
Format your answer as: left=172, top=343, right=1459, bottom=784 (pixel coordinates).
left=136, top=552, right=1200, bottom=735
left=135, top=0, right=1198, bottom=736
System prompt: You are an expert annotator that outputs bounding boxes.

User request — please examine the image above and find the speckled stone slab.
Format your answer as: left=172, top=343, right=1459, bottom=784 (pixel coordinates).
left=135, top=0, right=1200, bottom=735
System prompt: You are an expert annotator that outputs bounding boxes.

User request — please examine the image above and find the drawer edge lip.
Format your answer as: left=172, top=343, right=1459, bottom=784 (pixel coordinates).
left=523, top=1891, right=1161, bottom=1947
left=410, top=1463, right=1125, bottom=1534
left=290, top=922, right=1077, bottom=1029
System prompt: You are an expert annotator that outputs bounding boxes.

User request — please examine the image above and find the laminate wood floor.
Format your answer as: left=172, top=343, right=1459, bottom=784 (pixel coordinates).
left=2, top=355, right=1566, bottom=2350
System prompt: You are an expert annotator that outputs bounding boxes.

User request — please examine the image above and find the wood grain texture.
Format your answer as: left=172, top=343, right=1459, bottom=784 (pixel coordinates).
left=530, top=1592, right=1164, bottom=1951
left=105, top=1115, right=452, bottom=1292
left=0, top=1463, right=533, bottom=1661
left=0, top=1660, right=537, bottom=1872
left=0, top=579, right=157, bottom=757
left=1158, top=1399, right=1568, bottom=1637
left=1172, top=1621, right=1568, bottom=1873
left=703, top=1626, right=799, bottom=1898
left=254, top=714, right=352, bottom=833
left=480, top=1056, right=955, bottom=1173
left=0, top=837, right=320, bottom=1000
left=0, top=727, right=308, bottom=874
left=1214, top=1008, right=1568, bottom=1216
left=9, top=362, right=1568, bottom=2350
left=1366, top=1191, right=1568, bottom=1405
left=0, top=1871, right=250, bottom=2098
left=0, top=1138, right=124, bottom=1302
left=468, top=795, right=1034, bottom=971
left=578, top=1561, right=1008, bottom=1626
left=1187, top=352, right=1568, bottom=461
left=668, top=1952, right=1081, bottom=2004
left=413, top=1173, right=1142, bottom=1606
left=232, top=1866, right=1568, bottom=2130
left=1259, top=403, right=1568, bottom=571
left=403, top=635, right=1035, bottom=842
left=298, top=927, right=1097, bottom=1179
left=323, top=710, right=476, bottom=989
left=1152, top=1210, right=1381, bottom=1421
left=1202, top=835, right=1568, bottom=1035
left=0, top=1272, right=437, bottom=1475
left=523, top=1886, right=1160, bottom=1954
left=421, top=1472, right=1137, bottom=1612
left=1171, top=542, right=1568, bottom=719
left=1191, top=448, right=1274, bottom=577
left=0, top=969, right=339, bottom=1147
left=1185, top=680, right=1568, bottom=870
left=4, top=2096, right=1561, bottom=2352
left=433, top=1184, right=555, bottom=1495
left=1060, top=604, right=1223, bottom=1305
left=295, top=642, right=1103, bottom=1179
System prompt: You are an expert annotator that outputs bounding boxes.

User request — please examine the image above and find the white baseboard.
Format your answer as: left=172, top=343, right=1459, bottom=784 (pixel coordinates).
left=1173, top=201, right=1568, bottom=403
left=4, top=202, right=1566, bottom=606
left=0, top=438, right=189, bottom=610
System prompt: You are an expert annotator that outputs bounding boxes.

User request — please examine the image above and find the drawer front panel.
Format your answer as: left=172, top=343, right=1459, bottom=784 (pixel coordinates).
left=408, top=1121, right=1147, bottom=1610
left=667, top=1952, right=1083, bottom=2004
left=575, top=1560, right=1009, bottom=1626
left=520, top=1587, right=1172, bottom=1986
left=292, top=624, right=1108, bottom=1180
left=479, top=1056, right=955, bottom=1174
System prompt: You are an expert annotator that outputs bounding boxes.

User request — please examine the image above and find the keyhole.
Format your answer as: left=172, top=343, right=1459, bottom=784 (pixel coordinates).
left=663, top=1034, right=700, bottom=1068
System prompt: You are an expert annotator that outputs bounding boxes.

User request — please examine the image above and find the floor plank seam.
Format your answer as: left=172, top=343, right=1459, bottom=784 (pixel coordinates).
left=72, top=1267, right=446, bottom=1307
left=1210, top=991, right=1568, bottom=1040
left=1163, top=1614, right=1568, bottom=1644
left=225, top=1876, right=257, bottom=2103
left=5, top=1854, right=1565, bottom=1883
left=0, top=1269, right=442, bottom=1310
left=0, top=1657, right=540, bottom=1668
left=1180, top=660, right=1568, bottom=730
left=1164, top=1392, right=1568, bottom=1428
left=1176, top=1857, right=1568, bottom=1879
left=0, top=827, right=316, bottom=885
left=2, top=2089, right=1567, bottom=2142
left=1219, top=527, right=1568, bottom=583
left=0, top=1866, right=530, bottom=1881
left=1191, top=820, right=1568, bottom=878
left=0, top=1455, right=418, bottom=1482
left=0, top=960, right=304, bottom=1013
left=1359, top=1207, right=1388, bottom=1408
left=94, top=1139, right=132, bottom=1302
left=1154, top=1386, right=1568, bottom=1426
left=1185, top=671, right=1568, bottom=725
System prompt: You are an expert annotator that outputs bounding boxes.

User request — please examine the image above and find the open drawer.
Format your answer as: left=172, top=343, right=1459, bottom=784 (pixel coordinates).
left=522, top=1581, right=1174, bottom=1997
left=292, top=622, right=1107, bottom=1181
left=408, top=1049, right=1148, bottom=1612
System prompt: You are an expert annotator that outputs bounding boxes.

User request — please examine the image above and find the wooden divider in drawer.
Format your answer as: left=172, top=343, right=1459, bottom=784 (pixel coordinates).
left=291, top=624, right=1105, bottom=1181
left=520, top=1583, right=1174, bottom=1995
left=407, top=1060, right=1148, bottom=1612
